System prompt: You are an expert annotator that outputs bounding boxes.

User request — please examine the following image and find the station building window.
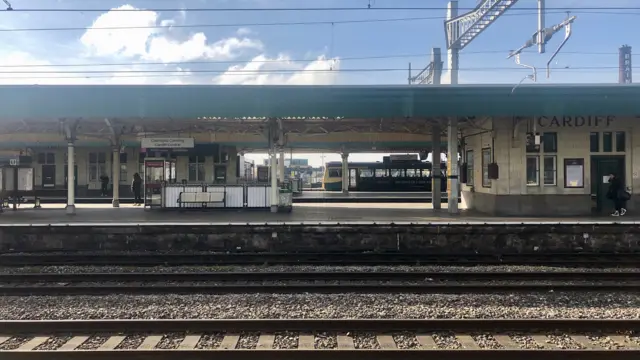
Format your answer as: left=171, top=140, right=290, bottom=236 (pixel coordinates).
left=481, top=148, right=491, bottom=188
left=38, top=152, right=56, bottom=164
left=590, top=132, right=600, bottom=152
left=119, top=153, right=128, bottom=183
left=526, top=132, right=557, bottom=187
left=615, top=131, right=626, bottom=152
left=526, top=156, right=539, bottom=186
left=465, top=150, right=474, bottom=185
left=188, top=155, right=206, bottom=182
left=603, top=132, right=613, bottom=152
left=590, top=131, right=626, bottom=153
left=543, top=156, right=557, bottom=186
left=88, top=152, right=106, bottom=182
left=542, top=133, right=557, bottom=153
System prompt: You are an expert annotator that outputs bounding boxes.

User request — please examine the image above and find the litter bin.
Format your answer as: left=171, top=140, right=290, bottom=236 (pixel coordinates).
left=278, top=188, right=293, bottom=213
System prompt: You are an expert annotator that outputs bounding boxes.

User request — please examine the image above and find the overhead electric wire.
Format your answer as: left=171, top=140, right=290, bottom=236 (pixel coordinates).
left=0, top=65, right=629, bottom=76
left=0, top=50, right=617, bottom=69
left=0, top=9, right=634, bottom=32
left=6, top=6, right=640, bottom=13
left=0, top=10, right=582, bottom=33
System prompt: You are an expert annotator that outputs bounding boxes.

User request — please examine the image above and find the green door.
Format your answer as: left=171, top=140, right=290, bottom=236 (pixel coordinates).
left=591, top=156, right=625, bottom=214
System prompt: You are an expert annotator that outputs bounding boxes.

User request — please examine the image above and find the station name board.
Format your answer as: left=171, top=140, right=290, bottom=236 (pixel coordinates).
left=536, top=115, right=615, bottom=128
left=140, top=137, right=195, bottom=149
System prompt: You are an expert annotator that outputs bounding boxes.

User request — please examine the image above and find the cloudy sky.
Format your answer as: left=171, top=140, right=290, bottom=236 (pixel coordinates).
left=0, top=0, right=636, bottom=86
left=0, top=0, right=636, bottom=165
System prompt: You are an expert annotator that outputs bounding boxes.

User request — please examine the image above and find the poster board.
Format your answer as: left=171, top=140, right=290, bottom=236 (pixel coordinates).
left=564, top=158, right=584, bottom=188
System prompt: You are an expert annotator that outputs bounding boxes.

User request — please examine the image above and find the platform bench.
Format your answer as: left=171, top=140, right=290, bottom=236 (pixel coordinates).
left=178, top=191, right=225, bottom=209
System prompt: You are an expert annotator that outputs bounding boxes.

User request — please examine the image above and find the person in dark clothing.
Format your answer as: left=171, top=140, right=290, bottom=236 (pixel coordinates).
left=99, top=174, right=109, bottom=197
left=607, top=173, right=626, bottom=216
left=132, top=173, right=143, bottom=206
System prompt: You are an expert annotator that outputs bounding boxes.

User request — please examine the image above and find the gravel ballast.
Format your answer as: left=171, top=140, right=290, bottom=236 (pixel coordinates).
left=0, top=292, right=638, bottom=320
left=1, top=265, right=638, bottom=274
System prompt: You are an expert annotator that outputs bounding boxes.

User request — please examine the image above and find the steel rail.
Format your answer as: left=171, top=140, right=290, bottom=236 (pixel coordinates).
left=1, top=318, right=638, bottom=334
left=2, top=349, right=639, bottom=360
left=1, top=319, right=639, bottom=360
left=2, top=283, right=640, bottom=296
left=1, top=271, right=638, bottom=282
left=0, top=284, right=640, bottom=296
left=2, top=253, right=640, bottom=266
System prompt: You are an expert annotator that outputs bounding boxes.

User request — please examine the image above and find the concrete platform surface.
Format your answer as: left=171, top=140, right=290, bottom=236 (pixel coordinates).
left=0, top=203, right=636, bottom=225
left=294, top=191, right=444, bottom=203
left=296, top=191, right=433, bottom=199
left=29, top=191, right=443, bottom=204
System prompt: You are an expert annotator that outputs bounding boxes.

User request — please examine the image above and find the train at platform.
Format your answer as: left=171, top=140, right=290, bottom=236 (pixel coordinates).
left=322, top=154, right=448, bottom=192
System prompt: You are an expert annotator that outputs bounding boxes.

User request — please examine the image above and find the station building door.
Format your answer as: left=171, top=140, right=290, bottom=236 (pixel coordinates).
left=590, top=155, right=625, bottom=214
left=38, top=152, right=56, bottom=188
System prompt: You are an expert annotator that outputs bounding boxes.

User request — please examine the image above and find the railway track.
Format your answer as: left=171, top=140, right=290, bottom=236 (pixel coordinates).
left=0, top=319, right=638, bottom=359
left=1, top=252, right=640, bottom=267
left=0, top=271, right=638, bottom=295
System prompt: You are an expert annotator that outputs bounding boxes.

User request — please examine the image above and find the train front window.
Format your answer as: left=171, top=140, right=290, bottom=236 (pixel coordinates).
left=328, top=169, right=342, bottom=177
left=422, top=169, right=431, bottom=177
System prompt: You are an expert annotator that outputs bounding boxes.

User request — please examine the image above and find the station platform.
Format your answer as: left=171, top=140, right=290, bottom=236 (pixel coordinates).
left=31, top=192, right=442, bottom=204
left=0, top=203, right=638, bottom=256
left=294, top=191, right=442, bottom=203
left=0, top=202, right=631, bottom=224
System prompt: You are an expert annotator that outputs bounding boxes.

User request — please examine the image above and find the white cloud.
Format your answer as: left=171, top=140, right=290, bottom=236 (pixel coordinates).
left=214, top=54, right=340, bottom=85
left=0, top=5, right=341, bottom=86
left=236, top=27, right=253, bottom=36
left=80, top=5, right=263, bottom=63
left=144, top=34, right=262, bottom=63
left=80, top=5, right=158, bottom=58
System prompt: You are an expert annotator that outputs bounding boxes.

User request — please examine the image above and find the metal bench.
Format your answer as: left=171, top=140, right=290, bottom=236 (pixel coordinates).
left=178, top=191, right=225, bottom=209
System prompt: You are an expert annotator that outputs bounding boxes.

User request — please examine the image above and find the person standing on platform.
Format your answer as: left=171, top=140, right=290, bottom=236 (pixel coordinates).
left=607, top=173, right=627, bottom=216
left=99, top=174, right=110, bottom=197
left=132, top=173, right=143, bottom=206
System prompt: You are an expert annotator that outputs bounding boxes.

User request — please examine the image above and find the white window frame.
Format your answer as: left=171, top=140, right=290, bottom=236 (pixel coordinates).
left=526, top=132, right=558, bottom=187
left=526, top=155, right=540, bottom=186
left=543, top=155, right=557, bottom=186
left=88, top=152, right=106, bottom=183
left=188, top=156, right=206, bottom=182
left=466, top=150, right=474, bottom=185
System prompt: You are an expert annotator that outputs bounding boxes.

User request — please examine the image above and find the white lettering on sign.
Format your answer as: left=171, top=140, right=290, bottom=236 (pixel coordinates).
left=9, top=159, right=19, bottom=166
left=140, top=138, right=195, bottom=149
